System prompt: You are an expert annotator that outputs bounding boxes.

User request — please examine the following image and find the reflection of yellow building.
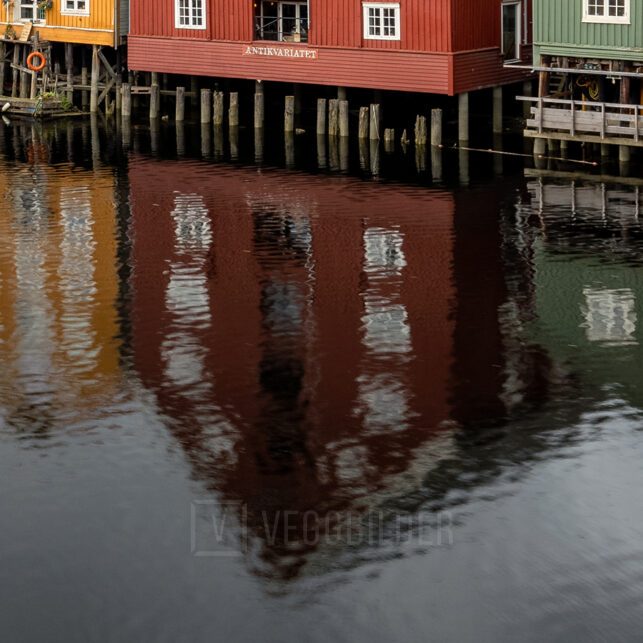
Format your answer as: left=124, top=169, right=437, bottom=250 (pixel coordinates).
left=1, top=0, right=128, bottom=47
left=0, top=140, right=121, bottom=423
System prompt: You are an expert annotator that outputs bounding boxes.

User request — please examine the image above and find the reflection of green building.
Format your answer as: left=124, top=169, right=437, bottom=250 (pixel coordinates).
left=526, top=179, right=643, bottom=406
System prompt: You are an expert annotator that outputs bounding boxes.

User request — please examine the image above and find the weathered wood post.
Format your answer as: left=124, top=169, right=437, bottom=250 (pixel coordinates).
left=285, top=131, right=295, bottom=168
left=229, top=124, right=239, bottom=160
left=317, top=134, right=327, bottom=168
left=201, top=88, right=212, bottom=124
left=121, top=83, right=132, bottom=120
left=11, top=45, right=19, bottom=98
left=81, top=64, right=89, bottom=109
left=254, top=127, right=264, bottom=163
left=65, top=43, right=74, bottom=103
left=328, top=99, right=339, bottom=136
left=431, top=108, right=442, bottom=147
left=176, top=86, right=185, bottom=122
left=619, top=73, right=631, bottom=164
left=90, top=45, right=100, bottom=113
left=176, top=121, right=186, bottom=156
left=358, top=106, right=369, bottom=139
left=213, top=90, right=224, bottom=126
left=414, top=115, right=427, bottom=145
left=284, top=95, right=295, bottom=132
left=522, top=79, right=532, bottom=119
left=339, top=99, right=349, bottom=137
left=384, top=128, right=395, bottom=152
left=190, top=76, right=199, bottom=110
left=30, top=70, right=37, bottom=100
left=0, top=43, right=5, bottom=97
left=20, top=48, right=29, bottom=99
left=492, top=86, right=503, bottom=134
left=229, top=91, right=239, bottom=127
left=369, top=104, right=381, bottom=140
left=254, top=80, right=264, bottom=129
left=150, top=83, right=160, bottom=121
left=459, top=149, right=470, bottom=185
left=337, top=86, right=347, bottom=101
left=340, top=136, right=349, bottom=171
left=431, top=146, right=443, bottom=182
left=201, top=122, right=212, bottom=158
left=458, top=92, right=469, bottom=142
left=316, top=98, right=327, bottom=136
left=115, top=78, right=122, bottom=113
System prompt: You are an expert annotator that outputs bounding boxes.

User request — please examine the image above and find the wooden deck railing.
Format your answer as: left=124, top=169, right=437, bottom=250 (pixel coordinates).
left=519, top=96, right=643, bottom=146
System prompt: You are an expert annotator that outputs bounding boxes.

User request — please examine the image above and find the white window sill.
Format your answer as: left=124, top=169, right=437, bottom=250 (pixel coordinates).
left=175, top=25, right=207, bottom=30
left=363, top=35, right=400, bottom=40
left=582, top=15, right=630, bottom=24
left=61, top=11, right=90, bottom=17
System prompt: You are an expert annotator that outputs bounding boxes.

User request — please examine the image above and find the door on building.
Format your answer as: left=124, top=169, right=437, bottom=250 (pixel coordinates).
left=502, top=1, right=521, bottom=61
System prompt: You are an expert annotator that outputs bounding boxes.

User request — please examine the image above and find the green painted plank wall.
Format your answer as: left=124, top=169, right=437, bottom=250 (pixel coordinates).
left=534, top=0, right=643, bottom=61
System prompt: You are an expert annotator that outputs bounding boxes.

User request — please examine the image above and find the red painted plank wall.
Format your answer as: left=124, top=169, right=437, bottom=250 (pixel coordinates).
left=310, top=0, right=452, bottom=52
left=130, top=0, right=453, bottom=51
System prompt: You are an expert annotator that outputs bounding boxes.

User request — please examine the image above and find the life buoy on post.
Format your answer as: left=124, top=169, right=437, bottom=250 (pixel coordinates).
left=27, top=52, right=46, bottom=72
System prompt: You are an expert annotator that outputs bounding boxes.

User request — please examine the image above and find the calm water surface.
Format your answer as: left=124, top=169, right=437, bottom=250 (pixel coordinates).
left=1, top=120, right=643, bottom=642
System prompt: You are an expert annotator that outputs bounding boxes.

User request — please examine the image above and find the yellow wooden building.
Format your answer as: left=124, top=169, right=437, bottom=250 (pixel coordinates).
left=1, top=0, right=128, bottom=47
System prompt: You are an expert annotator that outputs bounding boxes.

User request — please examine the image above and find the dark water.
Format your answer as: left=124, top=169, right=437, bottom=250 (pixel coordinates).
left=2, top=119, right=643, bottom=642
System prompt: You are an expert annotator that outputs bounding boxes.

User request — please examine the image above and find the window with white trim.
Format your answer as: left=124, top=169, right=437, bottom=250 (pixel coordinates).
left=583, top=0, right=630, bottom=24
left=363, top=3, right=400, bottom=41
left=175, top=0, right=206, bottom=30
left=62, top=0, right=90, bottom=16
left=17, top=0, right=45, bottom=23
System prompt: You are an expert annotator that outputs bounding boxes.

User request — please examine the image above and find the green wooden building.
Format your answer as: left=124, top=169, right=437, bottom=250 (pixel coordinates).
left=520, top=0, right=643, bottom=154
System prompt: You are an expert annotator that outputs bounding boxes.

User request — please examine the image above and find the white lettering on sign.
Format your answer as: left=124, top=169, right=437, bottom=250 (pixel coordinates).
left=242, top=45, right=319, bottom=60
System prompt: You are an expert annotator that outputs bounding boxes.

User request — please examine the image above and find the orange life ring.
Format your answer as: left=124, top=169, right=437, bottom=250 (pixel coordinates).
left=27, top=52, right=46, bottom=72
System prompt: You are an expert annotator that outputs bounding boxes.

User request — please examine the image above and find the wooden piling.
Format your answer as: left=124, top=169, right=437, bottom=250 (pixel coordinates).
left=358, top=106, right=369, bottom=139
left=492, top=86, right=503, bottom=134
left=0, top=43, right=5, bottom=98
left=90, top=45, right=99, bottom=114
left=20, top=48, right=29, bottom=99
left=229, top=91, right=239, bottom=127
left=213, top=90, right=224, bottom=126
left=316, top=98, right=327, bottom=136
left=284, top=95, right=295, bottom=133
left=150, top=83, right=160, bottom=120
left=458, top=92, right=469, bottom=142
left=121, top=83, right=132, bottom=119
left=11, top=45, right=19, bottom=98
left=430, top=109, right=442, bottom=147
left=339, top=99, right=349, bottom=137
left=328, top=99, right=339, bottom=137
left=384, top=128, right=395, bottom=152
left=369, top=104, right=381, bottom=140
left=81, top=65, right=89, bottom=109
left=115, top=79, right=122, bottom=113
left=65, top=43, right=74, bottom=103
left=201, top=88, right=212, bottom=124
left=30, top=70, right=37, bottom=100
left=337, top=86, right=347, bottom=101
left=176, top=86, right=185, bottom=122
left=414, top=115, right=427, bottom=146
left=254, top=80, right=264, bottom=129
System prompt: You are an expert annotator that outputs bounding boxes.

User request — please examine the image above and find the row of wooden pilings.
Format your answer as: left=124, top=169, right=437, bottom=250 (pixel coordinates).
left=119, top=78, right=450, bottom=148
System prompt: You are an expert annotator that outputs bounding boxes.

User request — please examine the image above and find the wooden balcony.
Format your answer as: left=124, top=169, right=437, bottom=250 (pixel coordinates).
left=519, top=96, right=643, bottom=147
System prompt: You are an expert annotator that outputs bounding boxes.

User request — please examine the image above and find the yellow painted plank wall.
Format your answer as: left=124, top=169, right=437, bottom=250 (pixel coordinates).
left=1, top=1, right=116, bottom=46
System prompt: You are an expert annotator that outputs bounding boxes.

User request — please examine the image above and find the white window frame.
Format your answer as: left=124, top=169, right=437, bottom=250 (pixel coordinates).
left=583, top=0, right=630, bottom=24
left=362, top=2, right=400, bottom=41
left=61, top=0, right=90, bottom=16
left=501, top=1, right=522, bottom=62
left=16, top=0, right=46, bottom=24
left=175, top=0, right=207, bottom=30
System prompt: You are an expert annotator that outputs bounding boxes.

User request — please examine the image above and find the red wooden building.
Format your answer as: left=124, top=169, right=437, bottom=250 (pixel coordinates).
left=128, top=0, right=532, bottom=95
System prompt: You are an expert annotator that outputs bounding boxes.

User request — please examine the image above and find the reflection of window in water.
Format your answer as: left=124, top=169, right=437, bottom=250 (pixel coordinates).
left=59, top=187, right=96, bottom=360
left=170, top=193, right=212, bottom=253
left=163, top=194, right=212, bottom=390
left=362, top=228, right=410, bottom=355
left=582, top=287, right=637, bottom=345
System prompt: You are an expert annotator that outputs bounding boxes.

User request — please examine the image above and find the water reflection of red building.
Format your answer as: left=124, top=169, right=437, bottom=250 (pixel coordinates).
left=128, top=157, right=509, bottom=576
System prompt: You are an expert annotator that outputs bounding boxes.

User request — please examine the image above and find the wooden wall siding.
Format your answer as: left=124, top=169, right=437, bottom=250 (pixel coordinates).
left=451, top=49, right=532, bottom=93
left=534, top=0, right=643, bottom=60
left=1, top=1, right=117, bottom=45
left=128, top=37, right=452, bottom=93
